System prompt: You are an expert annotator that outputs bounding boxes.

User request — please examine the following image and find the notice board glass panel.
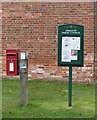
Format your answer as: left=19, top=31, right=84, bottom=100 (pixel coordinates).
left=58, top=24, right=84, bottom=66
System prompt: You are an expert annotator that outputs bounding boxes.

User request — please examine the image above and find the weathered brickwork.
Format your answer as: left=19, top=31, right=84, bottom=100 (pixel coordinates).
left=2, top=2, right=95, bottom=82
left=95, top=1, right=97, bottom=82
left=0, top=3, right=2, bottom=78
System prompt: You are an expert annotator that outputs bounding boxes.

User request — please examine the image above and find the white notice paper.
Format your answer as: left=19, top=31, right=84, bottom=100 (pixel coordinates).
left=71, top=37, right=80, bottom=50
left=21, top=52, right=25, bottom=60
left=62, top=48, right=71, bottom=62
left=61, top=36, right=80, bottom=62
left=9, top=63, right=14, bottom=71
left=62, top=37, right=71, bottom=62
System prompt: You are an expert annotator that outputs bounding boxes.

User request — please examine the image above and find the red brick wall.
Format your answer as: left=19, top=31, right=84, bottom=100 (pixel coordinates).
left=95, top=2, right=97, bottom=82
left=2, top=2, right=95, bottom=82
left=0, top=3, right=2, bottom=77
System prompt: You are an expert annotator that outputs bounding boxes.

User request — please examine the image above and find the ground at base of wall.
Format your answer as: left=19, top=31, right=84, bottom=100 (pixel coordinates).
left=1, top=75, right=95, bottom=84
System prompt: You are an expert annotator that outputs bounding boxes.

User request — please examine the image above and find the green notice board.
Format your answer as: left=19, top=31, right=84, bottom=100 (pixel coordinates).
left=58, top=24, right=84, bottom=67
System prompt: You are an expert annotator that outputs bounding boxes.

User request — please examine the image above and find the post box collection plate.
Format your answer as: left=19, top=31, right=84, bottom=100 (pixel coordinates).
left=58, top=24, right=84, bottom=66
left=9, top=62, right=14, bottom=71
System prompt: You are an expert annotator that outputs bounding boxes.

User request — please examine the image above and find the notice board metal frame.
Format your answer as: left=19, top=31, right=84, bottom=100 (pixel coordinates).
left=58, top=24, right=84, bottom=67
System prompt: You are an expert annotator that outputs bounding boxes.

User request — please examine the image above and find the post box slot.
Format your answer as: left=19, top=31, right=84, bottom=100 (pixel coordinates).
left=7, top=59, right=17, bottom=60
left=7, top=53, right=16, bottom=56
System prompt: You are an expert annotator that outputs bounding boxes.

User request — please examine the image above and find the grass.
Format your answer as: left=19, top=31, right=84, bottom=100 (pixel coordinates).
left=2, top=79, right=95, bottom=118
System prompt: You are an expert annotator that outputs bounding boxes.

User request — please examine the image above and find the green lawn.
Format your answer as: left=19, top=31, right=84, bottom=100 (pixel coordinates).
left=2, top=79, right=95, bottom=118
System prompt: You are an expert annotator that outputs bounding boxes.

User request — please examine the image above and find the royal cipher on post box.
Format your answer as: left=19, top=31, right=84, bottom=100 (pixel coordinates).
left=6, top=50, right=18, bottom=76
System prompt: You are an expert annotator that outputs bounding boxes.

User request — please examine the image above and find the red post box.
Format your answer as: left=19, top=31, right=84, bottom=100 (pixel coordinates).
left=6, top=50, right=18, bottom=76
